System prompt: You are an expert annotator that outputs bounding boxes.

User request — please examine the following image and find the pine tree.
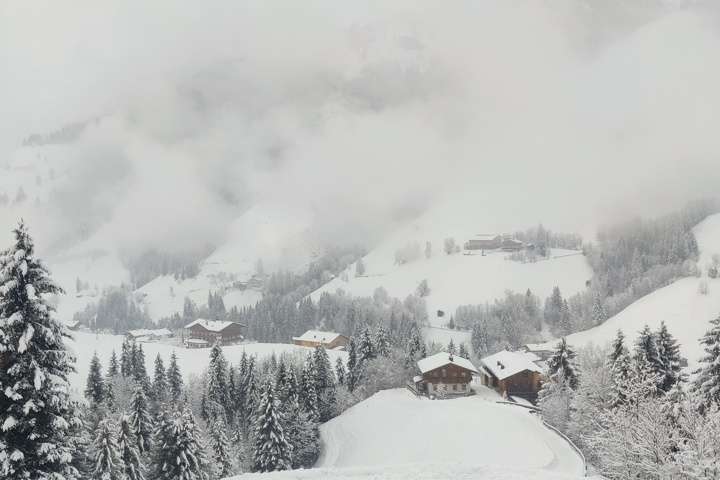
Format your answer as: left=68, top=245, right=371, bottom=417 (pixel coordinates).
left=447, top=338, right=456, bottom=355
left=609, top=349, right=634, bottom=408
left=121, top=340, right=132, bottom=377
left=656, top=321, right=683, bottom=393
left=130, top=383, right=154, bottom=454
left=117, top=413, right=145, bottom=480
left=299, top=358, right=319, bottom=421
left=209, top=418, right=235, bottom=479
left=153, top=408, right=208, bottom=480
left=0, top=222, right=82, bottom=479
left=591, top=292, right=607, bottom=327
left=108, top=349, right=119, bottom=378
left=375, top=325, right=390, bottom=357
left=91, top=418, right=123, bottom=480
left=633, top=324, right=664, bottom=394
left=134, top=343, right=151, bottom=394
left=167, top=350, right=184, bottom=403
left=358, top=326, right=376, bottom=363
left=153, top=353, right=167, bottom=407
left=206, top=342, right=230, bottom=422
left=459, top=343, right=470, bottom=360
left=693, top=314, right=720, bottom=414
left=607, top=329, right=627, bottom=366
left=345, top=338, right=359, bottom=392
left=558, top=299, right=572, bottom=336
left=85, top=350, right=106, bottom=406
left=335, top=357, right=346, bottom=386
left=282, top=401, right=320, bottom=469
left=313, top=344, right=336, bottom=422
left=252, top=379, right=292, bottom=472
left=546, top=337, right=579, bottom=390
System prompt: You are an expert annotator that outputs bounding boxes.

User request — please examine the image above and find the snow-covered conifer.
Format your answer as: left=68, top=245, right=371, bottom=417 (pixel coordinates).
left=375, top=324, right=390, bottom=357
left=447, top=338, right=456, bottom=355
left=358, top=326, right=376, bottom=363
left=85, top=350, right=106, bottom=406
left=153, top=408, right=208, bottom=480
left=167, top=350, right=184, bottom=403
left=130, top=383, right=153, bottom=454
left=693, top=314, right=720, bottom=414
left=591, top=292, right=607, bottom=327
left=121, top=339, right=132, bottom=377
left=252, top=379, right=292, bottom=472
left=206, top=342, right=230, bottom=422
left=633, top=324, right=664, bottom=394
left=546, top=337, right=579, bottom=389
left=0, top=222, right=82, bottom=479
left=459, top=342, right=470, bottom=360
left=108, top=349, right=119, bottom=378
left=91, top=418, right=123, bottom=480
left=656, top=321, right=684, bottom=393
left=117, top=413, right=145, bottom=480
left=209, top=417, right=235, bottom=479
left=335, top=357, right=346, bottom=386
left=152, top=353, right=167, bottom=406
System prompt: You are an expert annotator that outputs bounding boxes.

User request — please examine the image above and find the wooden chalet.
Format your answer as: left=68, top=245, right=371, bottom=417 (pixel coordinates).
left=64, top=320, right=82, bottom=332
left=464, top=234, right=502, bottom=250
left=522, top=343, right=552, bottom=361
left=184, top=319, right=245, bottom=347
left=478, top=350, right=545, bottom=403
left=501, top=237, right=524, bottom=251
left=293, top=330, right=349, bottom=350
left=125, top=328, right=172, bottom=342
left=412, top=352, right=478, bottom=398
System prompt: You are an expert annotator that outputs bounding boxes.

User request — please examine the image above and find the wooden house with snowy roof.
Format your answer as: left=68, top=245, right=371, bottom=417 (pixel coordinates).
left=184, top=319, right=245, bottom=347
left=292, top=330, right=349, bottom=350
left=412, top=352, right=478, bottom=398
left=478, top=350, right=545, bottom=402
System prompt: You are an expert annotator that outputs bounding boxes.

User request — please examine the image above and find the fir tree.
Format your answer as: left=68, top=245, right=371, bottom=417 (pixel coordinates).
left=313, top=344, right=336, bottom=422
left=91, top=418, right=123, bottom=480
left=693, top=314, right=720, bottom=414
left=130, top=383, right=154, bottom=454
left=153, top=408, right=208, bottom=480
left=108, top=349, right=119, bottom=378
left=447, top=338, right=456, bottom=355
left=85, top=350, right=106, bottom=406
left=299, top=358, right=319, bottom=421
left=167, top=350, right=184, bottom=403
left=152, top=353, right=167, bottom=406
left=375, top=325, right=390, bottom=357
left=609, top=349, right=634, bottom=408
left=252, top=379, right=292, bottom=473
left=656, top=321, right=683, bottom=393
left=133, top=343, right=151, bottom=394
left=546, top=337, right=579, bottom=389
left=358, top=326, right=376, bottom=363
left=633, top=324, right=664, bottom=394
left=209, top=418, right=235, bottom=479
left=121, top=340, right=132, bottom=377
left=591, top=292, right=607, bottom=327
left=117, top=413, right=145, bottom=480
left=335, top=357, right=346, bottom=386
left=558, top=299, right=572, bottom=336
left=459, top=343, right=470, bottom=360
left=0, top=222, right=82, bottom=479
left=607, top=329, right=627, bottom=366
left=345, top=338, right=359, bottom=392
left=282, top=401, right=320, bottom=469
left=205, top=342, right=230, bottom=423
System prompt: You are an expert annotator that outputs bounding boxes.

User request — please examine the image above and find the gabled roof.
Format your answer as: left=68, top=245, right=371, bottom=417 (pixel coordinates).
left=417, top=352, right=478, bottom=374
left=480, top=350, right=543, bottom=381
left=524, top=343, right=551, bottom=351
left=292, top=330, right=347, bottom=344
left=474, top=234, right=501, bottom=240
left=184, top=319, right=243, bottom=333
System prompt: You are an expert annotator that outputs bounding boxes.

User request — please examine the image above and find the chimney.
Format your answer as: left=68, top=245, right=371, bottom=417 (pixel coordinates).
left=449, top=353, right=454, bottom=362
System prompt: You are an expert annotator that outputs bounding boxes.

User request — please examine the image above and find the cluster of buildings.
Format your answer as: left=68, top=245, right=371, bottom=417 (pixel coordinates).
left=464, top=234, right=524, bottom=252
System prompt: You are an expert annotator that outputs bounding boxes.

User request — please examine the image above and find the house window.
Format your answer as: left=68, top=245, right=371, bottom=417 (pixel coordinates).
left=522, top=372, right=528, bottom=378
left=433, top=372, right=438, bottom=378
left=461, top=373, right=466, bottom=379
left=462, top=384, right=467, bottom=390
left=452, top=372, right=457, bottom=378
left=453, top=384, right=457, bottom=391
left=442, top=370, right=447, bottom=378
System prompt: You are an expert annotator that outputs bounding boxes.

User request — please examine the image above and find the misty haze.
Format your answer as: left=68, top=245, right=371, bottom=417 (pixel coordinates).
left=1, top=1, right=720, bottom=479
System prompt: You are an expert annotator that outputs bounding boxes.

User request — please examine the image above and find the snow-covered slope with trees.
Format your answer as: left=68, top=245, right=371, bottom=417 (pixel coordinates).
left=538, top=212, right=720, bottom=371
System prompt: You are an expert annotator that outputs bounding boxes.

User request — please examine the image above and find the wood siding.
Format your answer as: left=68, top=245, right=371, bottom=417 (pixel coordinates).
left=186, top=322, right=244, bottom=346
left=294, top=335, right=349, bottom=350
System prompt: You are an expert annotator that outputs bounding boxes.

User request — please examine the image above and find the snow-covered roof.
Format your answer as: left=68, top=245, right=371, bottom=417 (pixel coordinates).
left=417, top=352, right=478, bottom=374
left=517, top=351, right=542, bottom=363
left=480, top=350, right=543, bottom=381
left=474, top=234, right=500, bottom=240
left=292, top=330, right=347, bottom=344
left=184, top=319, right=241, bottom=333
left=64, top=320, right=81, bottom=328
left=187, top=338, right=209, bottom=344
left=126, top=328, right=172, bottom=338
left=524, top=343, right=551, bottom=352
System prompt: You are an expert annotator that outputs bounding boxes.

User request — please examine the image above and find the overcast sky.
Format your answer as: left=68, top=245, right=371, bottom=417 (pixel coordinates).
left=1, top=0, right=719, bottom=253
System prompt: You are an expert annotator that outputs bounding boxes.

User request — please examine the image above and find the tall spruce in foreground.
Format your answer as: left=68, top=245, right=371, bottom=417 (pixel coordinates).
left=130, top=383, right=154, bottom=454
left=85, top=350, right=106, bottom=406
left=153, top=408, right=208, bottom=480
left=167, top=350, right=184, bottom=403
left=693, top=314, right=720, bottom=414
left=546, top=337, right=579, bottom=389
left=252, top=379, right=292, bottom=473
left=117, top=413, right=145, bottom=480
left=90, top=418, right=123, bottom=480
left=0, top=222, right=83, bottom=478
left=656, top=321, right=684, bottom=393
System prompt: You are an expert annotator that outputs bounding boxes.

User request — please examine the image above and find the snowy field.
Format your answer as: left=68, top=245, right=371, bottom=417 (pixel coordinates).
left=225, top=463, right=589, bottom=480
left=315, top=388, right=584, bottom=475
left=538, top=212, right=720, bottom=372
left=66, top=332, right=347, bottom=393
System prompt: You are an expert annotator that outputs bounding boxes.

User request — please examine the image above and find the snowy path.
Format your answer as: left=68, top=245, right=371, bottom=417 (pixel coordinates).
left=315, top=389, right=584, bottom=476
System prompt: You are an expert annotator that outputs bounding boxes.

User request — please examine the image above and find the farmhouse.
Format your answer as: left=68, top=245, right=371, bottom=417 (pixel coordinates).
left=64, top=320, right=82, bottom=332
left=501, top=237, right=524, bottom=251
left=184, top=319, right=245, bottom=347
left=125, top=328, right=172, bottom=342
left=413, top=352, right=478, bottom=398
left=464, top=234, right=502, bottom=250
left=293, top=330, right=349, bottom=350
left=522, top=343, right=553, bottom=361
left=478, top=350, right=545, bottom=403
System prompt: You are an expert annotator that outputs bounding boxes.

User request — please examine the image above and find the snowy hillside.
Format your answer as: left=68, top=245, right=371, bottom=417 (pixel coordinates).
left=538, top=212, right=720, bottom=371
left=65, top=332, right=347, bottom=393
left=309, top=202, right=592, bottom=346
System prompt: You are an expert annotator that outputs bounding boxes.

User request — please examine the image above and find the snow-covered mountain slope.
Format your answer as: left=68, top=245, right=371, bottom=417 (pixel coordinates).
left=538, top=212, right=720, bottom=371
left=314, top=388, right=584, bottom=474
left=65, top=332, right=347, bottom=393
left=225, top=463, right=588, bottom=480
left=309, top=202, right=592, bottom=344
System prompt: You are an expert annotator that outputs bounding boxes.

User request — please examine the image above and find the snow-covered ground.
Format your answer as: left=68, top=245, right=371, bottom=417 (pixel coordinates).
left=538, top=212, right=720, bottom=372
left=225, top=463, right=588, bottom=480
left=66, top=332, right=347, bottom=393
left=315, top=388, right=584, bottom=475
